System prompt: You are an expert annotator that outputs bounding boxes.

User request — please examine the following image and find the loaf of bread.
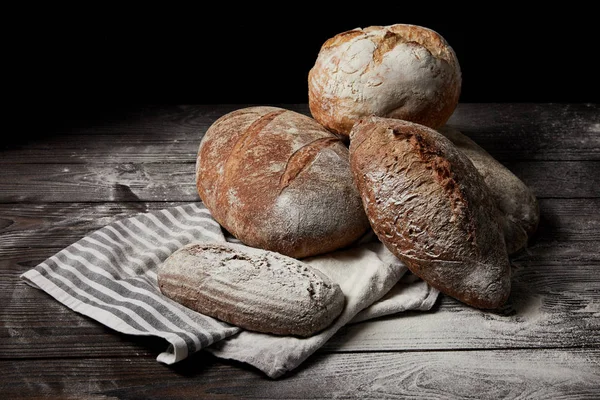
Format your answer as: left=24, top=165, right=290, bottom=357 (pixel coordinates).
left=308, top=24, right=461, bottom=136
left=439, top=126, right=540, bottom=254
left=196, top=106, right=370, bottom=258
left=158, top=242, right=345, bottom=337
left=349, top=116, right=511, bottom=309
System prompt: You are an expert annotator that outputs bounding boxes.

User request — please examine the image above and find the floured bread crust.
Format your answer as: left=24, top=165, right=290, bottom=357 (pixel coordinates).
left=309, top=24, right=462, bottom=135
left=349, top=116, right=510, bottom=309
left=196, top=106, right=370, bottom=258
left=158, top=242, right=345, bottom=337
left=439, top=126, right=540, bottom=255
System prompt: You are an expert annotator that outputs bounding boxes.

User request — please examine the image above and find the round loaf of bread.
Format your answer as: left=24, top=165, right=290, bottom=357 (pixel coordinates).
left=349, top=116, right=511, bottom=309
left=196, top=106, right=370, bottom=259
left=308, top=24, right=461, bottom=136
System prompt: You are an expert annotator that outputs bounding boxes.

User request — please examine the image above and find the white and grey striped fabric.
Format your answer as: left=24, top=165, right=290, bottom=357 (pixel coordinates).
left=20, top=203, right=242, bottom=364
left=21, top=202, right=438, bottom=377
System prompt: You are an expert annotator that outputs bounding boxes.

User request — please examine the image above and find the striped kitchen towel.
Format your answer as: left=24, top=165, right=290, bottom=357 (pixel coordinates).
left=20, top=203, right=438, bottom=378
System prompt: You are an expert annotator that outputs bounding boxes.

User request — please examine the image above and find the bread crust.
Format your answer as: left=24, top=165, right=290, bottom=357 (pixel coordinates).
left=158, top=242, right=345, bottom=337
left=439, top=126, right=540, bottom=254
left=196, top=106, right=369, bottom=258
left=349, top=116, right=510, bottom=309
left=308, top=24, right=461, bottom=136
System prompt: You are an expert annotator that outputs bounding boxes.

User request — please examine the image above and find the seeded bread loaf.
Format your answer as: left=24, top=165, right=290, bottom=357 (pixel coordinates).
left=308, top=24, right=461, bottom=136
left=349, top=116, right=511, bottom=309
left=439, top=126, right=540, bottom=254
left=158, top=242, right=345, bottom=337
left=196, top=106, right=370, bottom=258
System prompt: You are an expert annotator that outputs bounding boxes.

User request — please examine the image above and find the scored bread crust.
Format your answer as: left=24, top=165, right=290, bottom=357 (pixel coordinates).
left=349, top=116, right=511, bottom=309
left=158, top=242, right=345, bottom=337
left=308, top=24, right=461, bottom=136
left=196, top=106, right=369, bottom=259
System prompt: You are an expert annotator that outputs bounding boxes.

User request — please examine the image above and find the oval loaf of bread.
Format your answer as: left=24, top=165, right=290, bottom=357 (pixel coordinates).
left=349, top=116, right=511, bottom=309
left=196, top=106, right=370, bottom=259
left=158, top=242, right=345, bottom=337
left=439, top=126, right=540, bottom=255
left=308, top=24, right=461, bottom=136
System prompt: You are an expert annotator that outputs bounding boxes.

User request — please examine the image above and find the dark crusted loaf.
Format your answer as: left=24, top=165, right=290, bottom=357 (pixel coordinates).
left=349, top=116, right=511, bottom=309
left=158, top=242, right=345, bottom=337
left=439, top=126, right=540, bottom=255
left=196, top=106, right=370, bottom=259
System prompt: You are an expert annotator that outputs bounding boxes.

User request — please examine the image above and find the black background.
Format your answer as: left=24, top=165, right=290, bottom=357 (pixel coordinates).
left=21, top=5, right=599, bottom=114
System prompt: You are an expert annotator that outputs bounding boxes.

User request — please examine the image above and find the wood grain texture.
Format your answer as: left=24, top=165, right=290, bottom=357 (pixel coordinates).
left=0, top=197, right=598, bottom=359
left=0, top=161, right=598, bottom=203
left=447, top=103, right=600, bottom=161
left=1, top=104, right=286, bottom=164
left=3, top=104, right=598, bottom=163
left=0, top=247, right=169, bottom=359
left=1, top=103, right=598, bottom=398
left=2, top=240, right=598, bottom=358
left=0, top=163, right=198, bottom=203
left=1, top=199, right=597, bottom=250
left=0, top=202, right=191, bottom=249
left=1, top=349, right=598, bottom=399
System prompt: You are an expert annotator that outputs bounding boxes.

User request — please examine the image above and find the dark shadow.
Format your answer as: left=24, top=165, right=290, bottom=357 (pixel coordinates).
left=0, top=216, right=14, bottom=231
left=114, top=183, right=142, bottom=203
left=6, top=103, right=187, bottom=149
left=170, top=350, right=266, bottom=379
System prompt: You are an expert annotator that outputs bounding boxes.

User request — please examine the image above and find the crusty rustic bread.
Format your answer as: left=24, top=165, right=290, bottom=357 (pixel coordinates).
left=158, top=242, right=345, bottom=337
left=439, top=126, right=540, bottom=254
left=349, top=116, right=511, bottom=309
left=196, top=106, right=370, bottom=259
left=308, top=24, right=461, bottom=136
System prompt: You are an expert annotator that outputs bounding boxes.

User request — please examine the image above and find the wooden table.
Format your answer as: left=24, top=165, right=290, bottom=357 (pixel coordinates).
left=1, top=104, right=599, bottom=399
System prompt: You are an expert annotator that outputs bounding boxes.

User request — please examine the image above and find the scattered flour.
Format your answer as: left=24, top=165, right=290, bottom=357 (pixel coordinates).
left=576, top=300, right=600, bottom=318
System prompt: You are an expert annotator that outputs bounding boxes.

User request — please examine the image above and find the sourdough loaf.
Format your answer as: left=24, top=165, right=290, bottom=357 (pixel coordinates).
left=308, top=24, right=461, bottom=136
left=158, top=242, right=345, bottom=337
left=439, top=126, right=540, bottom=254
left=349, top=116, right=511, bottom=309
left=196, top=106, right=370, bottom=258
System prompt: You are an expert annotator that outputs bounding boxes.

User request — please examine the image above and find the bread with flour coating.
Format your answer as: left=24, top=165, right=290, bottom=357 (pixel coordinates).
left=309, top=24, right=461, bottom=136
left=196, top=106, right=370, bottom=258
left=439, top=126, right=540, bottom=255
left=158, top=242, right=345, bottom=337
left=349, top=116, right=510, bottom=309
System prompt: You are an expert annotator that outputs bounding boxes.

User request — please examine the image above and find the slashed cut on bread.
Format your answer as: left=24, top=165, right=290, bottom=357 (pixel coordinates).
left=349, top=116, right=511, bottom=309
left=196, top=106, right=370, bottom=258
left=309, top=24, right=461, bottom=136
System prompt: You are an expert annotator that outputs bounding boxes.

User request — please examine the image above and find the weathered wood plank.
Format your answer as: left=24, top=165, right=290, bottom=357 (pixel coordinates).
left=1, top=349, right=598, bottom=399
left=0, top=161, right=598, bottom=203
left=534, top=198, right=600, bottom=242
left=1, top=104, right=292, bottom=163
left=0, top=197, right=598, bottom=358
left=1, top=134, right=195, bottom=164
left=2, top=238, right=598, bottom=359
left=447, top=103, right=600, bottom=161
left=1, top=198, right=597, bottom=250
left=323, top=273, right=600, bottom=351
left=0, top=202, right=192, bottom=249
left=0, top=163, right=199, bottom=203
left=3, top=104, right=598, bottom=163
left=0, top=246, right=169, bottom=359
left=504, top=160, right=600, bottom=198
left=1, top=103, right=598, bottom=398
left=0, top=194, right=598, bottom=359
